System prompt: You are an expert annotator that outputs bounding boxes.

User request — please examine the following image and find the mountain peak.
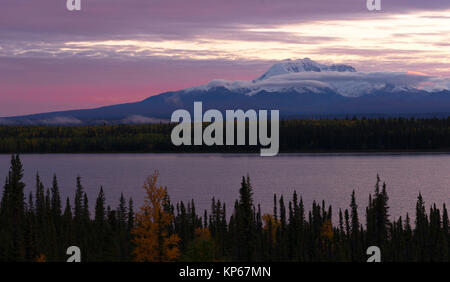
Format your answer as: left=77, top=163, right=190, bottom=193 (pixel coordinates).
left=256, top=58, right=356, bottom=80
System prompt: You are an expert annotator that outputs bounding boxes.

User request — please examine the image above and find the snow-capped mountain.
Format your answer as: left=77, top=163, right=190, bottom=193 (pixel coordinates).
left=186, top=58, right=440, bottom=98
left=2, top=58, right=450, bottom=125
left=256, top=58, right=356, bottom=80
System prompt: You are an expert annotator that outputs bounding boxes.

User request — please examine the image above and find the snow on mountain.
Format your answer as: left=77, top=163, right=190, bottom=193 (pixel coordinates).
left=3, top=58, right=450, bottom=124
left=256, top=58, right=356, bottom=81
left=186, top=57, right=436, bottom=98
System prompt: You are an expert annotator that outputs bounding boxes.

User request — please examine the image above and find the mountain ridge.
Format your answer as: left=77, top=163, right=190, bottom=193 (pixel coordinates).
left=256, top=58, right=357, bottom=81
left=2, top=58, right=450, bottom=125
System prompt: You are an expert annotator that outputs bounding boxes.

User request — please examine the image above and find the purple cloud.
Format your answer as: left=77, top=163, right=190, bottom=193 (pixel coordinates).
left=1, top=0, right=450, bottom=116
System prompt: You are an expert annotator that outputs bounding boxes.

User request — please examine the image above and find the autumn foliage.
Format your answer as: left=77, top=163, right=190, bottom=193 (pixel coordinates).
left=131, top=171, right=180, bottom=262
left=321, top=219, right=334, bottom=241
left=1, top=155, right=449, bottom=262
left=262, top=214, right=280, bottom=245
left=35, top=254, right=47, bottom=262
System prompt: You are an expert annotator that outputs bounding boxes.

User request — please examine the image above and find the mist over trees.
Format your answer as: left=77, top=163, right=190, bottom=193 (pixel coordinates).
left=2, top=117, right=450, bottom=153
left=0, top=155, right=448, bottom=262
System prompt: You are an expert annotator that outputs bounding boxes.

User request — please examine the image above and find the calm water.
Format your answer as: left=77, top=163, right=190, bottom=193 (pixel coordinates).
left=0, top=153, right=449, bottom=221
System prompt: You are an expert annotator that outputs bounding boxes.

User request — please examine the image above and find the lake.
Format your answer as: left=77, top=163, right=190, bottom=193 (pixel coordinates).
left=0, top=153, right=449, bottom=222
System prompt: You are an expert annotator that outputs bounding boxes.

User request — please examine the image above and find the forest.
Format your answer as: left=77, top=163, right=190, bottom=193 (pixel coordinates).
left=0, top=154, right=448, bottom=262
left=2, top=117, right=450, bottom=153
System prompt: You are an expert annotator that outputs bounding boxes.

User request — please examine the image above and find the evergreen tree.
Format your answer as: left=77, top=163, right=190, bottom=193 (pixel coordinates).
left=128, top=198, right=134, bottom=231
left=0, top=158, right=448, bottom=262
left=3, top=155, right=26, bottom=261
left=349, top=191, right=361, bottom=261
left=51, top=174, right=62, bottom=220
left=95, top=187, right=106, bottom=228
left=415, top=193, right=428, bottom=261
left=235, top=175, right=255, bottom=261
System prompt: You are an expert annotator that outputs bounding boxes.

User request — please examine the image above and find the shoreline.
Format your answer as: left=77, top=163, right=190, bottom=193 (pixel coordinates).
left=2, top=151, right=450, bottom=156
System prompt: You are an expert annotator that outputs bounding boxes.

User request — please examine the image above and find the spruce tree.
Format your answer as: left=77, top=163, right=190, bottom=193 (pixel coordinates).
left=51, top=174, right=62, bottom=220
left=6, top=155, right=26, bottom=261
left=235, top=175, right=255, bottom=261
left=350, top=191, right=361, bottom=261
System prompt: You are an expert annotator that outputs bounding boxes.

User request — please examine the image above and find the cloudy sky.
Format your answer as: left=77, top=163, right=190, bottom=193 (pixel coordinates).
left=1, top=0, right=450, bottom=116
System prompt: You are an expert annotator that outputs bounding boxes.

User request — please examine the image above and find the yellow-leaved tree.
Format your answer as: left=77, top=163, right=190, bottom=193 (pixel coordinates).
left=320, top=219, right=334, bottom=248
left=262, top=214, right=280, bottom=245
left=132, top=171, right=180, bottom=262
left=35, top=254, right=47, bottom=262
left=321, top=219, right=333, bottom=241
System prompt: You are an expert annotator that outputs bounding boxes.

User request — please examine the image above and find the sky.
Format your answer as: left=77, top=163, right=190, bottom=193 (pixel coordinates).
left=1, top=0, right=450, bottom=116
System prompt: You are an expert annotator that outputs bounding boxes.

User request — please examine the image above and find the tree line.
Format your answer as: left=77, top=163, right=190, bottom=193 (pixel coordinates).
left=2, top=117, right=450, bottom=153
left=0, top=154, right=448, bottom=261
left=0, top=154, right=134, bottom=261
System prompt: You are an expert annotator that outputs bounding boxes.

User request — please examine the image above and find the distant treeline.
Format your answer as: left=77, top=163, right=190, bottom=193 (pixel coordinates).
left=0, top=154, right=448, bottom=262
left=2, top=117, right=450, bottom=153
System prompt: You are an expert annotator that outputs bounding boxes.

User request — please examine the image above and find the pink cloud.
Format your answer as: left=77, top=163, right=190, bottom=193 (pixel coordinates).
left=1, top=0, right=450, bottom=116
left=0, top=57, right=268, bottom=116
